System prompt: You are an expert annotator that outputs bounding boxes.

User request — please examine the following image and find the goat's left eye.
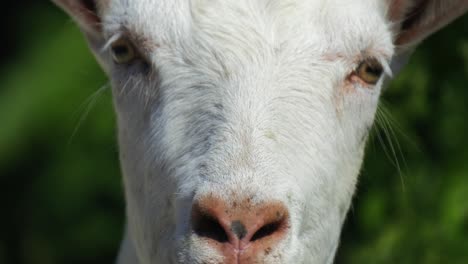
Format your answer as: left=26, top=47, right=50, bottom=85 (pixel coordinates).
left=355, top=58, right=384, bottom=85
left=110, top=38, right=136, bottom=64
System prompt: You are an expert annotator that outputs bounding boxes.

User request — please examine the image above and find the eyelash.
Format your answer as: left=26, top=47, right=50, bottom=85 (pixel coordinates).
left=349, top=58, right=389, bottom=87
left=105, top=36, right=152, bottom=76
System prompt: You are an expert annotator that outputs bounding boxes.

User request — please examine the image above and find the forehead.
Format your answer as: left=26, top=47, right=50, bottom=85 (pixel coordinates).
left=102, top=0, right=393, bottom=59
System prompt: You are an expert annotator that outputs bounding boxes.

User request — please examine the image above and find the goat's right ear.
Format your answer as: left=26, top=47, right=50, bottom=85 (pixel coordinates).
left=53, top=0, right=112, bottom=73
left=52, top=0, right=103, bottom=38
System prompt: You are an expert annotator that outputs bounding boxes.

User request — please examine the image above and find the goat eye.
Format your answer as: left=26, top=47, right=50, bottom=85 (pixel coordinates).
left=355, top=58, right=384, bottom=85
left=110, top=38, right=136, bottom=64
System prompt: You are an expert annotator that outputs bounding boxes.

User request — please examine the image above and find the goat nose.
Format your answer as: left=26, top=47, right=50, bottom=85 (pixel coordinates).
left=191, top=196, right=289, bottom=261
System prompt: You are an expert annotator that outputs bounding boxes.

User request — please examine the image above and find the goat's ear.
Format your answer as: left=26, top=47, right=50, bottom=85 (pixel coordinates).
left=53, top=0, right=112, bottom=72
left=389, top=0, right=468, bottom=49
left=52, top=0, right=103, bottom=38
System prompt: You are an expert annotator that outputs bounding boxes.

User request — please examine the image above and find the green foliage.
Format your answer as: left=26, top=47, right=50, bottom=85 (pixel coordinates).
left=0, top=3, right=121, bottom=264
left=0, top=3, right=467, bottom=263
left=337, top=14, right=468, bottom=264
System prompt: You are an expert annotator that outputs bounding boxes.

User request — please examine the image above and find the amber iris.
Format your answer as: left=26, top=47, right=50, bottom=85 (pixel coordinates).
left=356, top=58, right=384, bottom=85
left=110, top=38, right=136, bottom=64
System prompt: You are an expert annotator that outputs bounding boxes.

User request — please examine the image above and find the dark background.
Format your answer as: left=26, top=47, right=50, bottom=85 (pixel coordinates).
left=0, top=1, right=467, bottom=263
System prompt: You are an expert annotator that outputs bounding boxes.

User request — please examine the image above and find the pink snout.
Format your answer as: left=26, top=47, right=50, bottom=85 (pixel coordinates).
left=191, top=196, right=290, bottom=263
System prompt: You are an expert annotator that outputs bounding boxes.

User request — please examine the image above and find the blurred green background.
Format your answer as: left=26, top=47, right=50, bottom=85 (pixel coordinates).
left=0, top=2, right=467, bottom=264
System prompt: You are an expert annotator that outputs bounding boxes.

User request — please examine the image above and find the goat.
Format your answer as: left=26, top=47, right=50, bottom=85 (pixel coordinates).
left=52, top=0, right=468, bottom=263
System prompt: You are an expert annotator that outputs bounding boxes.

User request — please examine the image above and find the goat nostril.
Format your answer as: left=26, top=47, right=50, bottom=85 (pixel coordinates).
left=251, top=217, right=286, bottom=242
left=192, top=210, right=229, bottom=243
left=192, top=198, right=290, bottom=249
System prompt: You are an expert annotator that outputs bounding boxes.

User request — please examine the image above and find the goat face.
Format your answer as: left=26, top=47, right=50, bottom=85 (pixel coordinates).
left=52, top=0, right=467, bottom=263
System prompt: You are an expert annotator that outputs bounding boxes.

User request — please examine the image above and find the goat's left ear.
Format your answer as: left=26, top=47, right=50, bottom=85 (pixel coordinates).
left=389, top=0, right=468, bottom=49
left=52, top=0, right=103, bottom=39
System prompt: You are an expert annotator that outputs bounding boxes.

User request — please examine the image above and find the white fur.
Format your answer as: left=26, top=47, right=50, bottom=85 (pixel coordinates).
left=52, top=0, right=467, bottom=263
left=106, top=1, right=392, bottom=263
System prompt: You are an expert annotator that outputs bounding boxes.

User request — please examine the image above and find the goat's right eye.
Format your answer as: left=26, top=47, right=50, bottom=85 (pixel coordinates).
left=110, top=38, right=136, bottom=64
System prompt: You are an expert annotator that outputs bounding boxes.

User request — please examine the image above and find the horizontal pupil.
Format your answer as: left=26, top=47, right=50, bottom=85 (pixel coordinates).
left=112, top=45, right=129, bottom=56
left=365, top=65, right=382, bottom=76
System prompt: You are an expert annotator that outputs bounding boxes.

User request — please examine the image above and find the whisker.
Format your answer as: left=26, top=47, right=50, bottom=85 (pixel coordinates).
left=68, top=82, right=110, bottom=146
left=119, top=78, right=131, bottom=96
left=376, top=105, right=406, bottom=192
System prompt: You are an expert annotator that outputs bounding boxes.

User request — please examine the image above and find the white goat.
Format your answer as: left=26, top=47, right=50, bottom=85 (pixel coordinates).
left=52, top=0, right=467, bottom=263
